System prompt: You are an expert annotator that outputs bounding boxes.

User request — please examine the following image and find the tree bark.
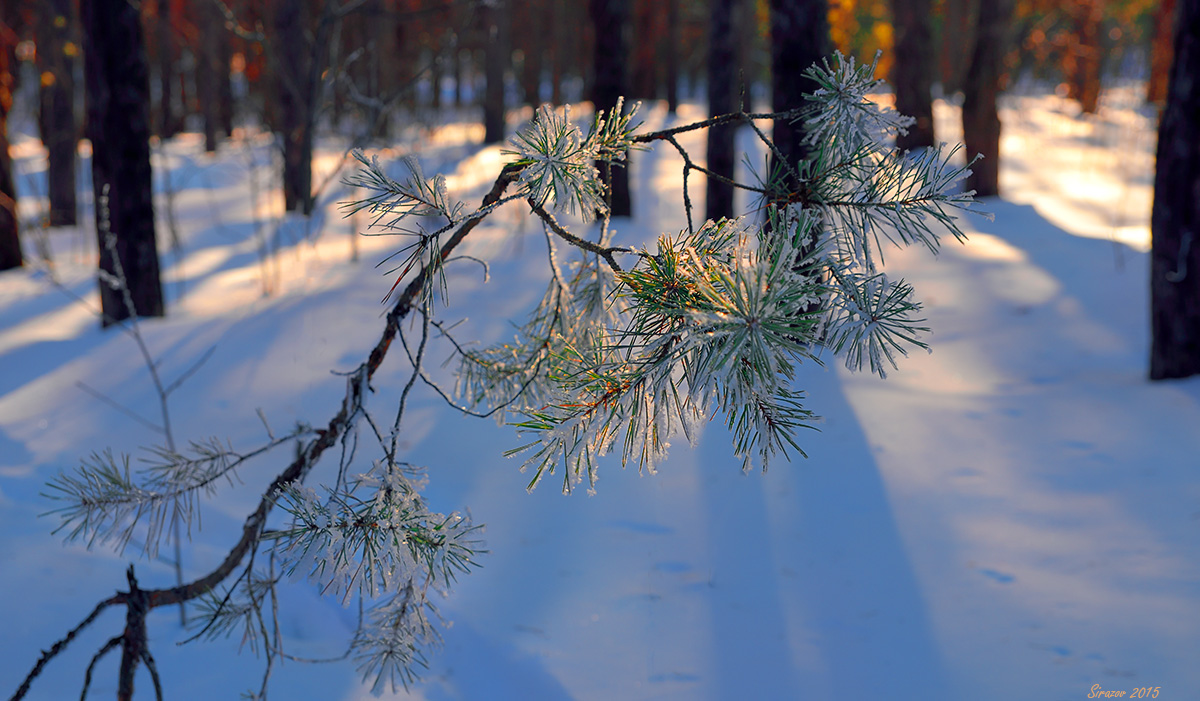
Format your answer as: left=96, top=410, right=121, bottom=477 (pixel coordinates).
left=1147, top=0, right=1178, bottom=106
left=891, top=0, right=935, bottom=150
left=632, top=0, right=659, bottom=100
left=36, top=0, right=79, bottom=227
left=517, top=0, right=543, bottom=107
left=590, top=0, right=632, bottom=217
left=214, top=0, right=234, bottom=138
left=116, top=567, right=150, bottom=701
left=0, top=31, right=20, bottom=271
left=706, top=0, right=738, bottom=222
left=1067, top=0, right=1102, bottom=114
left=770, top=0, right=831, bottom=174
left=1150, top=0, right=1200, bottom=380
left=666, top=0, right=680, bottom=112
left=961, top=0, right=1013, bottom=198
left=938, top=0, right=977, bottom=95
left=482, top=1, right=509, bottom=144
left=83, top=0, right=164, bottom=323
left=155, top=0, right=178, bottom=139
left=271, top=0, right=314, bottom=214
left=198, top=0, right=220, bottom=152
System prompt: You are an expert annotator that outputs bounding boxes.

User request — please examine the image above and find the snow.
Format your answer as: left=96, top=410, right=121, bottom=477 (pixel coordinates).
left=3, top=85, right=1198, bottom=701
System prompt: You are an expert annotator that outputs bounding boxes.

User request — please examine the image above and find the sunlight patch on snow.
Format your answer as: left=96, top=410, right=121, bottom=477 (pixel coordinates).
left=174, top=260, right=272, bottom=316
left=0, top=299, right=95, bottom=358
left=934, top=91, right=1154, bottom=252
left=443, top=145, right=511, bottom=197
left=955, top=232, right=1025, bottom=263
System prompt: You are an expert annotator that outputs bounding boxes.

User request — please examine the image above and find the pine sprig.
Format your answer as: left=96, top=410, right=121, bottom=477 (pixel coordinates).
left=268, top=460, right=481, bottom=604
left=44, top=434, right=306, bottom=557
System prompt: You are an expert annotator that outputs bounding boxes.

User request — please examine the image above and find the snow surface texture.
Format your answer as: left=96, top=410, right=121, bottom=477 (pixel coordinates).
left=2, top=85, right=1198, bottom=700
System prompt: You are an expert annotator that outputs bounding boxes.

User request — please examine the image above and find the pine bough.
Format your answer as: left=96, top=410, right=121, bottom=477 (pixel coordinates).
left=22, top=52, right=978, bottom=699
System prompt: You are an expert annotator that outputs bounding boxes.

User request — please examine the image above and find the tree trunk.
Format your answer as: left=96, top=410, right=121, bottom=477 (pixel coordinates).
left=1147, top=0, right=1177, bottom=106
left=432, top=32, right=445, bottom=110
left=0, top=35, right=20, bottom=271
left=453, top=33, right=463, bottom=107
left=961, top=0, right=1013, bottom=198
left=217, top=7, right=234, bottom=138
left=590, top=0, right=632, bottom=217
left=482, top=1, right=509, bottom=144
left=155, top=0, right=178, bottom=139
left=1067, top=0, right=1102, bottom=114
left=198, top=0, right=219, bottom=152
left=83, top=0, right=164, bottom=323
left=939, top=0, right=977, bottom=95
left=770, top=0, right=831, bottom=174
left=517, top=0, right=543, bottom=107
left=666, top=0, right=680, bottom=112
left=36, top=0, right=79, bottom=227
left=547, top=0, right=563, bottom=106
left=707, top=0, right=738, bottom=222
left=1150, top=0, right=1200, bottom=380
left=632, top=0, right=659, bottom=100
left=891, top=0, right=936, bottom=150
left=769, top=0, right=828, bottom=317
left=271, top=0, right=313, bottom=213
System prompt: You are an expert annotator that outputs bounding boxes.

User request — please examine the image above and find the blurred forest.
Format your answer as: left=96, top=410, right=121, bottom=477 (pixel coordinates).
left=0, top=0, right=1180, bottom=284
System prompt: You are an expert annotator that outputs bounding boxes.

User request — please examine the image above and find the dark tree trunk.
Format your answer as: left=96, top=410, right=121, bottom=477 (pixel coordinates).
left=1067, top=0, right=1102, bottom=114
left=939, top=0, right=977, bottom=95
left=1147, top=0, right=1177, bottom=106
left=198, top=0, right=220, bottom=152
left=1, top=2, right=23, bottom=95
left=632, top=0, right=659, bottom=100
left=666, top=0, right=680, bottom=112
left=961, top=0, right=1013, bottom=198
left=482, top=1, right=509, bottom=144
left=1150, top=0, right=1200, bottom=380
left=217, top=9, right=234, bottom=138
left=517, top=0, right=543, bottom=107
left=0, top=37, right=20, bottom=271
left=770, top=0, right=831, bottom=175
left=37, top=0, right=79, bottom=226
left=891, top=0, right=935, bottom=150
left=706, top=0, right=737, bottom=222
left=590, top=0, right=632, bottom=217
left=155, top=0, right=179, bottom=139
left=271, top=0, right=314, bottom=213
left=769, top=0, right=828, bottom=317
left=548, top=0, right=563, bottom=106
left=83, top=0, right=164, bottom=324
left=432, top=32, right=445, bottom=110
left=452, top=34, right=463, bottom=107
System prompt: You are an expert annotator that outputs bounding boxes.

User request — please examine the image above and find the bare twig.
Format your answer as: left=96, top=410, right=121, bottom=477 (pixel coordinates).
left=79, top=635, right=122, bottom=701
left=10, top=596, right=121, bottom=701
left=528, top=201, right=633, bottom=274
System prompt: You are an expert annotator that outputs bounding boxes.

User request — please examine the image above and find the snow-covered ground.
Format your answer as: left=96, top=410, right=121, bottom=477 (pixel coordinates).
left=2, top=85, right=1197, bottom=701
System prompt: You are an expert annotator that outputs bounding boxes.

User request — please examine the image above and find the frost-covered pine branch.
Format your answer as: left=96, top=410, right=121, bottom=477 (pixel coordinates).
left=44, top=432, right=311, bottom=557
left=18, top=51, right=982, bottom=701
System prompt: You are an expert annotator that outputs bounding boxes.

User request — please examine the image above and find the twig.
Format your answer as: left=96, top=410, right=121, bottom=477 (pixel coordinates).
left=10, top=596, right=121, bottom=701
left=74, top=381, right=165, bottom=435
left=79, top=636, right=122, bottom=701
left=138, top=648, right=164, bottom=701
left=528, top=201, right=632, bottom=273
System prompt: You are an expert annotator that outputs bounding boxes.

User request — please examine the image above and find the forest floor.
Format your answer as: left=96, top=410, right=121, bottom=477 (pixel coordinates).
left=2, top=83, right=1197, bottom=701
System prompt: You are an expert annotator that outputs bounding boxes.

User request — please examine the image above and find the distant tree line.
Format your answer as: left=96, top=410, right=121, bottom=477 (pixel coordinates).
left=0, top=0, right=1195, bottom=378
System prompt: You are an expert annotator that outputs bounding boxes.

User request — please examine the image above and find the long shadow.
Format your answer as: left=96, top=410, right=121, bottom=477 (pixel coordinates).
left=893, top=200, right=1200, bottom=691
left=697, top=361, right=950, bottom=699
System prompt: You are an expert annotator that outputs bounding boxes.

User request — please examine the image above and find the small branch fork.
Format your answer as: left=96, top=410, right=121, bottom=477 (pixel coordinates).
left=11, top=105, right=812, bottom=700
